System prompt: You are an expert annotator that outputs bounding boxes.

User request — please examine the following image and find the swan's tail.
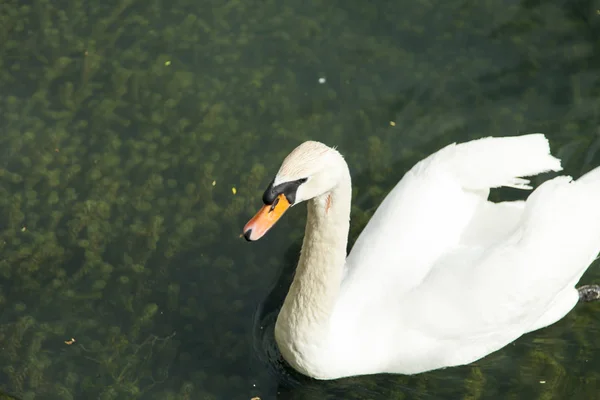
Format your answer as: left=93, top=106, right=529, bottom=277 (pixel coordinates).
left=426, top=134, right=563, bottom=191
left=516, top=166, right=600, bottom=289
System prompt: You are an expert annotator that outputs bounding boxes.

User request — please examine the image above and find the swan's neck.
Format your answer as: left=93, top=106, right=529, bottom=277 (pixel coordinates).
left=275, top=167, right=351, bottom=373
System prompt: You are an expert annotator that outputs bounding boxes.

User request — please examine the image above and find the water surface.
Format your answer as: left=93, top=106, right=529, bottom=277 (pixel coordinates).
left=0, top=0, right=599, bottom=399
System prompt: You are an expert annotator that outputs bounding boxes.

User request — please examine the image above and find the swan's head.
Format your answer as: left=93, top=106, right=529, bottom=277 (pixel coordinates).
left=243, top=141, right=344, bottom=241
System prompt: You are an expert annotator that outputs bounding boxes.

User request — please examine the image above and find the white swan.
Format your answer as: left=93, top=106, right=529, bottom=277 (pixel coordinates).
left=242, top=134, right=600, bottom=380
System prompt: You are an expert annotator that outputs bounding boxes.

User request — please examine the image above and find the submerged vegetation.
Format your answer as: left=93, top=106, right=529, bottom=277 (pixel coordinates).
left=0, top=0, right=599, bottom=398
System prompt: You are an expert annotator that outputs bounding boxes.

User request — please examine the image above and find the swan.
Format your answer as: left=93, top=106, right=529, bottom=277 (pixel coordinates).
left=242, top=134, right=600, bottom=380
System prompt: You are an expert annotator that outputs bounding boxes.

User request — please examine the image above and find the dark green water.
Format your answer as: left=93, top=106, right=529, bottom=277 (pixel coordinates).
left=1, top=0, right=599, bottom=399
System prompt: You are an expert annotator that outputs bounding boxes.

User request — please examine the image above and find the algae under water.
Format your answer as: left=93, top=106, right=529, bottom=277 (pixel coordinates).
left=0, top=0, right=599, bottom=399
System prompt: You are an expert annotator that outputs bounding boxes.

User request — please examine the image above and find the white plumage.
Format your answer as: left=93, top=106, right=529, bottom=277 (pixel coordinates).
left=246, top=134, right=600, bottom=380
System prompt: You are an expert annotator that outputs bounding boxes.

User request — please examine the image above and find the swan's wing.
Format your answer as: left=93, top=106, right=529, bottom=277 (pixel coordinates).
left=359, top=169, right=600, bottom=373
left=459, top=200, right=525, bottom=247
left=342, top=134, right=562, bottom=296
left=407, top=168, right=600, bottom=342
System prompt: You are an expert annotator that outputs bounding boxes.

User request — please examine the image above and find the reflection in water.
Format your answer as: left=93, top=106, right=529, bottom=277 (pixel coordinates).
left=252, top=243, right=302, bottom=387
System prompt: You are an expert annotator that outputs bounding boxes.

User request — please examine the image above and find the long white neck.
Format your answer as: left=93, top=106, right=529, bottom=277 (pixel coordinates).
left=274, top=164, right=351, bottom=375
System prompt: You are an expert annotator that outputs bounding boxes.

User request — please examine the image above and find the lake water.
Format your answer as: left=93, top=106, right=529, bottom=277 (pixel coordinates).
left=0, top=0, right=599, bottom=399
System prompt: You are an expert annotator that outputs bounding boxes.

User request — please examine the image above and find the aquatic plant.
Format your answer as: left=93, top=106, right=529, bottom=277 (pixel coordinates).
left=0, top=0, right=599, bottom=398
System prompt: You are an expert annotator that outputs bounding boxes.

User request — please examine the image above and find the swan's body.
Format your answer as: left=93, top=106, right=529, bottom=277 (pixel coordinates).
left=243, top=134, right=600, bottom=380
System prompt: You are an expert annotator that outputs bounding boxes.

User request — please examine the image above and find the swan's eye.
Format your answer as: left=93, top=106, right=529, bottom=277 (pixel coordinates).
left=269, top=196, right=280, bottom=212
left=262, top=177, right=307, bottom=206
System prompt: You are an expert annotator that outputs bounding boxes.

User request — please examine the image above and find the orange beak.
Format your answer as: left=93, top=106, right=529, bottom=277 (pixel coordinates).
left=243, top=194, right=291, bottom=241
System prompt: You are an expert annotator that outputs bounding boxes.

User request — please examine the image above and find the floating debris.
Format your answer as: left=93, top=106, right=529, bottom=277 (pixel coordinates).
left=165, top=60, right=171, bottom=66
left=212, top=180, right=216, bottom=186
left=389, top=121, right=396, bottom=126
left=64, top=338, right=76, bottom=345
left=318, top=77, right=326, bottom=84
left=232, top=187, right=237, bottom=195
